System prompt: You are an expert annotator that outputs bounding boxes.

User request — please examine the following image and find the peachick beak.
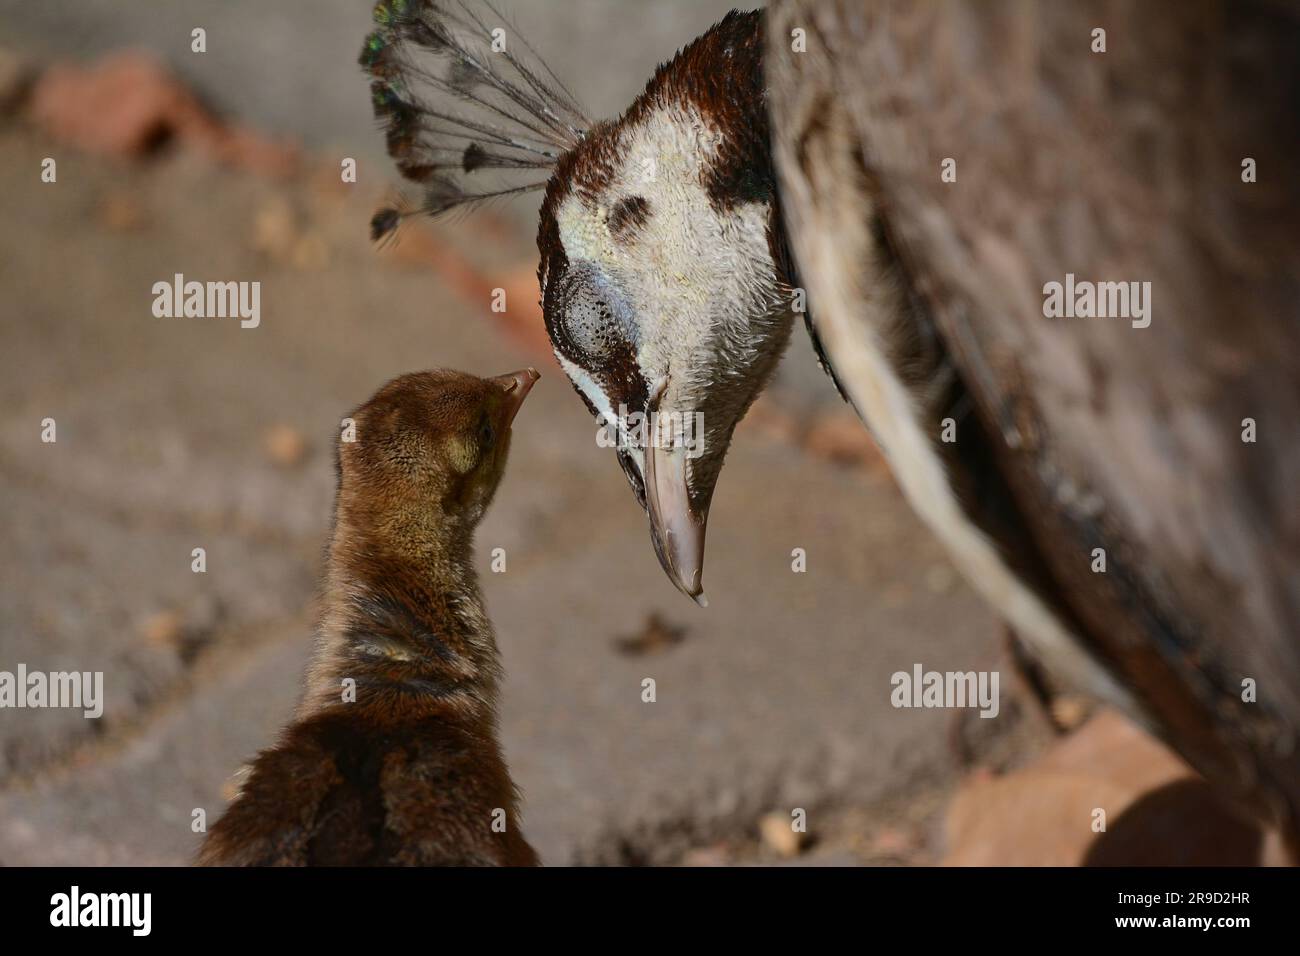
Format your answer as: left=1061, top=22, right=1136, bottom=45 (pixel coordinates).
left=645, top=440, right=709, bottom=608
left=495, top=368, right=540, bottom=428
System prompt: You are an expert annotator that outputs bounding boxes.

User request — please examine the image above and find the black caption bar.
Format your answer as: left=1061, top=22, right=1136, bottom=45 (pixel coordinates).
left=0, top=866, right=1294, bottom=942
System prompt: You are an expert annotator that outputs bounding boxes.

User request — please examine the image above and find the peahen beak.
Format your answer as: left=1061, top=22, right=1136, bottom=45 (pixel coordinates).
left=643, top=375, right=708, bottom=607
left=645, top=440, right=709, bottom=607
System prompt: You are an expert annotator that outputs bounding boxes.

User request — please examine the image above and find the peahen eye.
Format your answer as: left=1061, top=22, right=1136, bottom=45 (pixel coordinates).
left=548, top=262, right=639, bottom=365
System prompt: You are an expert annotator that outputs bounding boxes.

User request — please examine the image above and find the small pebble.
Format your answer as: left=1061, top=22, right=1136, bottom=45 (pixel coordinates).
left=262, top=423, right=308, bottom=468
left=759, top=811, right=808, bottom=858
left=141, top=609, right=184, bottom=648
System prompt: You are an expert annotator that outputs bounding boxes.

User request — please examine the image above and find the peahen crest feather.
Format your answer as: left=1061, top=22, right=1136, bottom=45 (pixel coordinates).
left=360, top=0, right=589, bottom=240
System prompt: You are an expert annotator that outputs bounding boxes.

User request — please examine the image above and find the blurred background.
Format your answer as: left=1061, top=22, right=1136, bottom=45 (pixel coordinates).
left=0, top=0, right=1267, bottom=865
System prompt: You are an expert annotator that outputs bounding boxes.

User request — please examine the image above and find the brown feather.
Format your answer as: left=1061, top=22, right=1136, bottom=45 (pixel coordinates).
left=199, top=370, right=540, bottom=866
left=767, top=0, right=1300, bottom=843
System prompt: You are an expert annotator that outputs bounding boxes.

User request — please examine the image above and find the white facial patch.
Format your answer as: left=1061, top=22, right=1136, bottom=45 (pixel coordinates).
left=556, top=352, right=617, bottom=429
left=555, top=103, right=788, bottom=410
left=557, top=351, right=651, bottom=481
